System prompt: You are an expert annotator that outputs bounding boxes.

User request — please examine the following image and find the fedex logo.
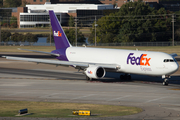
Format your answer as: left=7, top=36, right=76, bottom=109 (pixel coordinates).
left=88, top=71, right=93, bottom=74
left=54, top=31, right=62, bottom=37
left=127, top=53, right=151, bottom=66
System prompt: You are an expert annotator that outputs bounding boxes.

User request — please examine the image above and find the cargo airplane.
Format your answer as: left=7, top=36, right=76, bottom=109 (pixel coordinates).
left=3, top=11, right=179, bottom=86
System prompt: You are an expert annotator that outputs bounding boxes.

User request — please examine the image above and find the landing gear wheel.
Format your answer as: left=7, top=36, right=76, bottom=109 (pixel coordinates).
left=120, top=75, right=124, bottom=80
left=120, top=74, right=131, bottom=80
left=163, top=79, right=169, bottom=86
left=163, top=81, right=169, bottom=86
left=127, top=75, right=131, bottom=80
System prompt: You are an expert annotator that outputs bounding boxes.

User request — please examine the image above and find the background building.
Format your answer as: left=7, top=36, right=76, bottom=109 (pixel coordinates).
left=19, top=12, right=63, bottom=28
left=21, top=0, right=180, bottom=11
left=0, top=7, right=17, bottom=26
left=16, top=3, right=115, bottom=28
left=22, top=0, right=159, bottom=8
left=159, top=0, right=180, bottom=11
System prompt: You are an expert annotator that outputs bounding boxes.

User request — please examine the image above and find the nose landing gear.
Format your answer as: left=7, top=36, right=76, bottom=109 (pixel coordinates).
left=162, top=75, right=170, bottom=86
left=163, top=78, right=169, bottom=86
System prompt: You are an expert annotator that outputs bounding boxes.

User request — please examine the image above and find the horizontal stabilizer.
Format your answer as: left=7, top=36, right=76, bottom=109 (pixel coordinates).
left=18, top=48, right=60, bottom=57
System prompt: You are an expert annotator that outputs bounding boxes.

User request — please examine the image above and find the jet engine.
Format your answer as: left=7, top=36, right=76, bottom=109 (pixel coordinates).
left=84, top=66, right=106, bottom=79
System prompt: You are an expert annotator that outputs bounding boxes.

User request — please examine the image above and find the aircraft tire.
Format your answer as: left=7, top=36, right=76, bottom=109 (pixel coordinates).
left=120, top=75, right=131, bottom=80
left=163, top=81, right=168, bottom=86
left=120, top=75, right=124, bottom=80
left=86, top=76, right=90, bottom=81
left=163, top=79, right=169, bottom=86
left=127, top=75, right=131, bottom=80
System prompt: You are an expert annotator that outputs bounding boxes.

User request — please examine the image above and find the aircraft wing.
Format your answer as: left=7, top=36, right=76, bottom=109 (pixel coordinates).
left=18, top=48, right=60, bottom=57
left=2, top=56, right=120, bottom=70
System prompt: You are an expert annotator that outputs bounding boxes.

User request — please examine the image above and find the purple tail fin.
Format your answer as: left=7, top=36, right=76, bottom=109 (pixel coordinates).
left=49, top=10, right=71, bottom=49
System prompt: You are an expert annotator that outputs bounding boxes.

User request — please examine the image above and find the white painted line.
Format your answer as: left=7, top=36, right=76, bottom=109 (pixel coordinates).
left=107, top=95, right=131, bottom=101
left=71, top=94, right=96, bottom=100
left=144, top=97, right=168, bottom=103
left=32, top=69, right=80, bottom=74
left=40, top=93, right=62, bottom=98
left=5, top=92, right=27, bottom=96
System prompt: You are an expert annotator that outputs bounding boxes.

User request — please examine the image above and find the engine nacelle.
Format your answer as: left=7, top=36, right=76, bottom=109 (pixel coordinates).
left=84, top=66, right=106, bottom=79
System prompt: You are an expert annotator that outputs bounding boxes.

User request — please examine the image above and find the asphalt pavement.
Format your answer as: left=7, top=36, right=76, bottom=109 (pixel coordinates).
left=0, top=53, right=180, bottom=120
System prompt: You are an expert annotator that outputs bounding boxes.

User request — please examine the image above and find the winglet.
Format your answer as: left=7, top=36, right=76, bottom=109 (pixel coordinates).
left=49, top=10, right=72, bottom=49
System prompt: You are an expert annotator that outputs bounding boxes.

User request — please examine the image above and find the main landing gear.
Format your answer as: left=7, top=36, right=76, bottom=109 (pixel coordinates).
left=120, top=74, right=131, bottom=80
left=86, top=76, right=95, bottom=81
left=86, top=76, right=91, bottom=81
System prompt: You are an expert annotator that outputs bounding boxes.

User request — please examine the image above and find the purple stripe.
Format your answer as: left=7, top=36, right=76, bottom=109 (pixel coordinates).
left=51, top=48, right=69, bottom=61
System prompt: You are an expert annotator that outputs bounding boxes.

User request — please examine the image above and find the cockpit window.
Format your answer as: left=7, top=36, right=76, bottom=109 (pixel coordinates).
left=163, top=59, right=174, bottom=62
left=170, top=59, right=174, bottom=62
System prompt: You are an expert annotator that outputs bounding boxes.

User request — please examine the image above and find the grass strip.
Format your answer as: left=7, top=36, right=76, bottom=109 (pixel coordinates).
left=0, top=100, right=142, bottom=118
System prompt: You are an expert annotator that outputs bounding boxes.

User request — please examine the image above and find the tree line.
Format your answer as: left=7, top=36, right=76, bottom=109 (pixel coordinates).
left=1, top=31, right=39, bottom=42
left=2, top=0, right=180, bottom=44
left=1, top=16, right=17, bottom=28
left=88, top=0, right=180, bottom=43
left=2, top=0, right=27, bottom=7
left=47, top=28, right=85, bottom=44
left=1, top=28, right=86, bottom=44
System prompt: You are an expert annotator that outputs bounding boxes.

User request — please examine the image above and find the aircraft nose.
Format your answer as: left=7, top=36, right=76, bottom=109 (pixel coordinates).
left=176, top=63, right=179, bottom=71
left=172, top=63, right=179, bottom=73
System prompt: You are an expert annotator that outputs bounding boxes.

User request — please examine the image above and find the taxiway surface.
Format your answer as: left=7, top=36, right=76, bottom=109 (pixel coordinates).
left=0, top=53, right=180, bottom=120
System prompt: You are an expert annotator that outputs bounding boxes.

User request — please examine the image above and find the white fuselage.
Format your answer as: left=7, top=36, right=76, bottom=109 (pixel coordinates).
left=65, top=47, right=179, bottom=76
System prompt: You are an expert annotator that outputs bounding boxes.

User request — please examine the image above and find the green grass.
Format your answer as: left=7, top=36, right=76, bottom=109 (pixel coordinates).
left=0, top=100, right=142, bottom=118
left=0, top=46, right=55, bottom=52
left=0, top=46, right=180, bottom=55
left=1, top=27, right=91, bottom=35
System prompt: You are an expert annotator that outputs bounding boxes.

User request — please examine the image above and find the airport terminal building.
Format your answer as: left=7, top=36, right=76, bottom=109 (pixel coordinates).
left=20, top=12, right=63, bottom=28
left=15, top=3, right=115, bottom=28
